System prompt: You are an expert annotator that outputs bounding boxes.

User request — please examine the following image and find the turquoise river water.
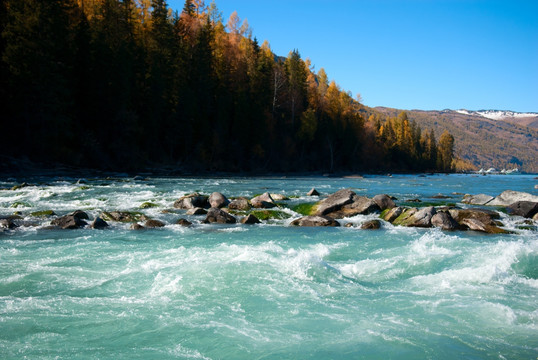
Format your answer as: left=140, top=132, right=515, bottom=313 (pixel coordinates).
left=0, top=174, right=537, bottom=359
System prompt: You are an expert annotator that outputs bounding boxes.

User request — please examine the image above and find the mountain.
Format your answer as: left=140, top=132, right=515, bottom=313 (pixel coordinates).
left=372, top=107, right=538, bottom=173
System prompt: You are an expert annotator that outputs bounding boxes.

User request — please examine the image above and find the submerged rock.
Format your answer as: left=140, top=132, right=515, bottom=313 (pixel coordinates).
left=361, top=219, right=381, bottom=230
left=203, top=208, right=237, bottom=224
left=144, top=219, right=166, bottom=228
left=176, top=218, right=192, bottom=227
left=101, top=211, right=148, bottom=223
left=290, top=215, right=340, bottom=227
left=51, top=215, right=87, bottom=229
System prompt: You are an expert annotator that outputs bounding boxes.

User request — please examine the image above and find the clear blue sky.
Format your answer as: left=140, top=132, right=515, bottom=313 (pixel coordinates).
left=168, top=0, right=538, bottom=112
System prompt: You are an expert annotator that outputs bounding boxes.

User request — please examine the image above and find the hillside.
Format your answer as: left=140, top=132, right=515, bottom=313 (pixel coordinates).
left=372, top=107, right=538, bottom=173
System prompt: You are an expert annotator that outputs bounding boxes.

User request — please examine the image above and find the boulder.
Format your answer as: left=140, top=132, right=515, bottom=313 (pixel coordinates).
left=144, top=219, right=166, bottom=228
left=228, top=197, right=251, bottom=211
left=131, top=223, right=144, bottom=230
left=506, top=201, right=538, bottom=218
left=360, top=219, right=381, bottom=230
left=431, top=212, right=460, bottom=231
left=449, top=208, right=501, bottom=225
left=488, top=190, right=538, bottom=206
left=400, top=206, right=436, bottom=227
left=186, top=207, right=208, bottom=215
left=90, top=217, right=109, bottom=229
left=534, top=213, right=538, bottom=221
left=251, top=193, right=276, bottom=208
left=316, top=189, right=355, bottom=215
left=381, top=207, right=404, bottom=223
left=270, top=193, right=289, bottom=201
left=326, top=195, right=380, bottom=219
left=209, top=192, right=230, bottom=208
left=69, top=210, right=89, bottom=220
left=449, top=208, right=507, bottom=234
left=51, top=215, right=87, bottom=229
left=173, top=193, right=209, bottom=209
left=460, top=218, right=509, bottom=234
left=372, top=194, right=395, bottom=210
left=203, top=208, right=237, bottom=224
left=241, top=214, right=261, bottom=224
left=307, top=188, right=320, bottom=196
left=176, top=218, right=192, bottom=227
left=290, top=215, right=340, bottom=227
left=462, top=194, right=494, bottom=205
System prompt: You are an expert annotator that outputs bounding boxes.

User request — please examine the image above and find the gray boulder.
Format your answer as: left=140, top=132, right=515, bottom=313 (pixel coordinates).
left=270, top=193, right=289, bottom=201
left=290, top=215, right=340, bottom=227
left=251, top=193, right=276, bottom=208
left=0, top=218, right=18, bottom=229
left=90, top=217, right=109, bottom=229
left=462, top=194, right=494, bottom=205
left=373, top=194, right=396, bottom=211
left=488, top=190, right=538, bottom=206
left=173, top=193, right=209, bottom=209
left=326, top=195, right=380, bottom=219
left=431, top=212, right=460, bottom=231
left=209, top=192, right=230, bottom=208
left=228, top=197, right=251, bottom=210
left=506, top=201, right=538, bottom=218
left=404, top=206, right=436, bottom=228
left=203, top=208, right=237, bottom=224
left=241, top=214, right=261, bottom=224
left=316, top=189, right=356, bottom=215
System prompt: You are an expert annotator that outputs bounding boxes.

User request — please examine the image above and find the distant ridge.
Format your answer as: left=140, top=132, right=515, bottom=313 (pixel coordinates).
left=371, top=107, right=538, bottom=172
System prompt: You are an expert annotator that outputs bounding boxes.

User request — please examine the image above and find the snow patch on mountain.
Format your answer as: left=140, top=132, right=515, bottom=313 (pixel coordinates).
left=455, top=109, right=538, bottom=120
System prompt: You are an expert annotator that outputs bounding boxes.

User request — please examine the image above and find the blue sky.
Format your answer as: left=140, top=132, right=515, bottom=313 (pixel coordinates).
left=168, top=0, right=538, bottom=112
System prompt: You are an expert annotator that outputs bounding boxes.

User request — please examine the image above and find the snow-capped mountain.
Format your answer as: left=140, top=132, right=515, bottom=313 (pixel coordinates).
left=455, top=109, right=538, bottom=121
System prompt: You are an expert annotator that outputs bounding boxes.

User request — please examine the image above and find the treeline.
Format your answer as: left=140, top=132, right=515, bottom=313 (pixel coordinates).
left=0, top=0, right=454, bottom=172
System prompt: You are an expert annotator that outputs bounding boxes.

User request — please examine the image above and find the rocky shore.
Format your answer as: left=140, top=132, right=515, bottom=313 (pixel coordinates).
left=1, top=184, right=537, bottom=234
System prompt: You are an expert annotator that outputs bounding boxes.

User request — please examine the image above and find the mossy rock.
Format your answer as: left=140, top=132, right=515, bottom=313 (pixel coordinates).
left=77, top=186, right=91, bottom=191
left=140, top=202, right=159, bottom=209
left=250, top=210, right=291, bottom=221
left=392, top=208, right=418, bottom=226
left=101, top=211, right=148, bottom=223
left=10, top=201, right=31, bottom=208
left=290, top=202, right=318, bottom=216
left=30, top=210, right=56, bottom=217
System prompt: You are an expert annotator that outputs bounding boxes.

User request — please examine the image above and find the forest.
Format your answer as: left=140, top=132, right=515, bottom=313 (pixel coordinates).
left=0, top=0, right=455, bottom=173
